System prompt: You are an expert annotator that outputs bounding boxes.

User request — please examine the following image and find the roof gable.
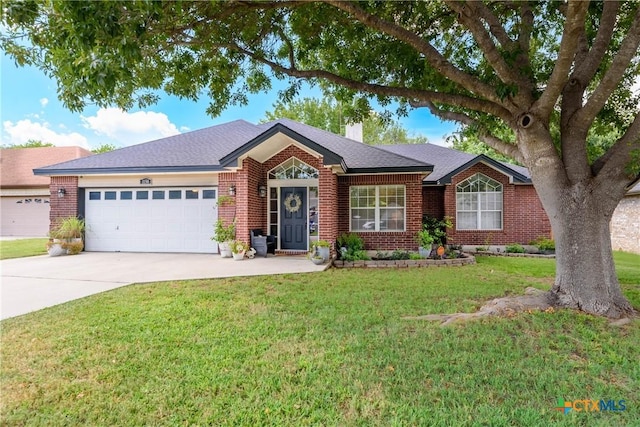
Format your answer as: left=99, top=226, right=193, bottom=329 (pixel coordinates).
left=380, top=143, right=530, bottom=184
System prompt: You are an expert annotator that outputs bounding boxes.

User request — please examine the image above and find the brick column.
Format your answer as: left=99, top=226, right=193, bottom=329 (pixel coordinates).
left=49, top=176, right=79, bottom=230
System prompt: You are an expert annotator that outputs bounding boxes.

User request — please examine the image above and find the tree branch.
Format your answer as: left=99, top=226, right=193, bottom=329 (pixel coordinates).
left=573, top=8, right=640, bottom=129
left=323, top=0, right=512, bottom=108
left=533, top=1, right=589, bottom=119
left=591, top=111, right=640, bottom=204
left=517, top=3, right=534, bottom=60
left=230, top=42, right=514, bottom=122
left=444, top=0, right=531, bottom=104
left=572, top=0, right=620, bottom=85
left=416, top=100, right=524, bottom=163
left=593, top=110, right=640, bottom=178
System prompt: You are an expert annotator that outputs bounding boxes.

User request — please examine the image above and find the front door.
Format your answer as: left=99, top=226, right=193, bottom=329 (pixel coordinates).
left=280, top=187, right=307, bottom=250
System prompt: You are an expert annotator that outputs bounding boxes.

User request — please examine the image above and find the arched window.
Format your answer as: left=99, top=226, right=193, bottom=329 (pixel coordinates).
left=268, top=158, right=318, bottom=179
left=456, top=173, right=503, bottom=230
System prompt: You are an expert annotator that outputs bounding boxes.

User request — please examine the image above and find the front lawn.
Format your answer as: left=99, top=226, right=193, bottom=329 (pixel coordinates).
left=0, top=238, right=48, bottom=260
left=1, top=254, right=638, bottom=426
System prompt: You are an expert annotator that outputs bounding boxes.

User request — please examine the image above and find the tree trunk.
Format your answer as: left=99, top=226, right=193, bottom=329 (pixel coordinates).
left=543, top=183, right=635, bottom=318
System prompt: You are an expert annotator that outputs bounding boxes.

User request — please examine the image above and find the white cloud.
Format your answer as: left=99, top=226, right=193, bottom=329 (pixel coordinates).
left=39, top=98, right=49, bottom=107
left=2, top=119, right=90, bottom=149
left=81, top=108, right=180, bottom=146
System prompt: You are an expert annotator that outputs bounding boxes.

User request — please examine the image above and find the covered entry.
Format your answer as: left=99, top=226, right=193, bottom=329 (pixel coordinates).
left=267, top=158, right=319, bottom=251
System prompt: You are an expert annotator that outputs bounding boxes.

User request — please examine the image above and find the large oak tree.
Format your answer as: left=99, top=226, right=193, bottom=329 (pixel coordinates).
left=2, top=1, right=639, bottom=318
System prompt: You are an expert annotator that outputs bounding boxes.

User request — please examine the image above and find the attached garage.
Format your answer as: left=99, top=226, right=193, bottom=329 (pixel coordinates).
left=0, top=194, right=50, bottom=237
left=84, top=187, right=218, bottom=253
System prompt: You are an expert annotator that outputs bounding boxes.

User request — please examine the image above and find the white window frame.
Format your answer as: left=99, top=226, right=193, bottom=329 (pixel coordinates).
left=456, top=173, right=503, bottom=230
left=349, top=185, right=406, bottom=232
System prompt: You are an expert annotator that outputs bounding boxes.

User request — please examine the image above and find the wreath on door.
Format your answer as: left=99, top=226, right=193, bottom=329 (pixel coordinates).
left=284, top=193, right=302, bottom=214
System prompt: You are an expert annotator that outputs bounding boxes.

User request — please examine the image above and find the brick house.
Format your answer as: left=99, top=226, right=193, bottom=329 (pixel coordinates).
left=33, top=119, right=551, bottom=254
left=1, top=146, right=92, bottom=236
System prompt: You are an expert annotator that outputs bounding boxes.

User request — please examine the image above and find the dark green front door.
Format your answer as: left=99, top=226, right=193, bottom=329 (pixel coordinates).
left=280, top=187, right=307, bottom=250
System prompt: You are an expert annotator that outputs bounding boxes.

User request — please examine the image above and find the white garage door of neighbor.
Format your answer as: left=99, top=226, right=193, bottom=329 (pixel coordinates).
left=84, top=188, right=218, bottom=253
left=0, top=196, right=50, bottom=237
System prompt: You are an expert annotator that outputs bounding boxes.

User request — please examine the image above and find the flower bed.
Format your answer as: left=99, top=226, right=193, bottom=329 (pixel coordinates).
left=333, top=253, right=475, bottom=268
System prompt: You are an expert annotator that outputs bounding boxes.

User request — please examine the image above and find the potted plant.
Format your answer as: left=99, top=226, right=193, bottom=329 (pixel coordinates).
left=310, top=240, right=331, bottom=262
left=212, top=219, right=236, bottom=257
left=309, top=251, right=325, bottom=265
left=48, top=216, right=85, bottom=256
left=415, top=227, right=435, bottom=257
left=230, top=240, right=250, bottom=260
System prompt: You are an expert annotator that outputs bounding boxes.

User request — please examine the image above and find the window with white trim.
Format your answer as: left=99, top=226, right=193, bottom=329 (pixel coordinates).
left=456, top=173, right=503, bottom=230
left=350, top=185, right=405, bottom=231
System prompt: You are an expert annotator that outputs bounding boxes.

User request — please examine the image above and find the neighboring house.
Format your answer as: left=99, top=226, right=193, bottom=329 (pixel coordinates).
left=1, top=146, right=92, bottom=237
left=610, top=182, right=640, bottom=254
left=33, top=119, right=551, bottom=254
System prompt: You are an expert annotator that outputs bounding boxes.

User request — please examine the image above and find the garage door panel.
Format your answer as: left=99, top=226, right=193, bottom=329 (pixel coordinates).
left=85, top=187, right=217, bottom=253
left=1, top=197, right=50, bottom=237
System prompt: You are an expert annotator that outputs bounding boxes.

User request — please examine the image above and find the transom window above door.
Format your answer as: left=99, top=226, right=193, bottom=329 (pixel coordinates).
left=269, top=157, right=318, bottom=179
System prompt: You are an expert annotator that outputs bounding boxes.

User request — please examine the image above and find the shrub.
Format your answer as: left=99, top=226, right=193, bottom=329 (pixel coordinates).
left=505, top=243, right=525, bottom=253
left=531, top=236, right=555, bottom=251
left=421, top=215, right=453, bottom=246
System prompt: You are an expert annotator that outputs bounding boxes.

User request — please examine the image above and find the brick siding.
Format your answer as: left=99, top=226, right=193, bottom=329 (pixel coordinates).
left=337, top=174, right=425, bottom=251
left=444, top=163, right=551, bottom=245
left=49, top=176, right=79, bottom=229
left=610, top=194, right=640, bottom=254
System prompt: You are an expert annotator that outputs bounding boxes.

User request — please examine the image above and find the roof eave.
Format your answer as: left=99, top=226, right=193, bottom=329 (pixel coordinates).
left=436, top=155, right=530, bottom=184
left=346, top=166, right=433, bottom=175
left=33, top=165, right=226, bottom=176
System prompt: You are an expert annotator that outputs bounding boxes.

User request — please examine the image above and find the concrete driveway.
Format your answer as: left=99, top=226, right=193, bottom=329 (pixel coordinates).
left=1, top=252, right=329, bottom=320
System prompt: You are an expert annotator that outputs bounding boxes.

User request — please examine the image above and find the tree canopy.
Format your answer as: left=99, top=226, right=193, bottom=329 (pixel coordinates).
left=92, top=143, right=117, bottom=154
left=1, top=140, right=54, bottom=149
left=2, top=1, right=639, bottom=317
left=262, top=97, right=427, bottom=145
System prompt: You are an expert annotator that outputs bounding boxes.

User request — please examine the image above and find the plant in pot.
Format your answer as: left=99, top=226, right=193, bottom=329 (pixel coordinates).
left=230, top=240, right=250, bottom=260
left=415, top=227, right=435, bottom=258
left=310, top=240, right=331, bottom=262
left=47, top=216, right=85, bottom=256
left=212, top=219, right=235, bottom=258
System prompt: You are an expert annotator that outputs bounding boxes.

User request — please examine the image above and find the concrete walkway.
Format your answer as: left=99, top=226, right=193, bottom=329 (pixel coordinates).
left=1, top=252, right=329, bottom=320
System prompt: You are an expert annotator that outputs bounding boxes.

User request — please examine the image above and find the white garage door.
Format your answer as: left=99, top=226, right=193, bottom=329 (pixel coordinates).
left=84, top=188, right=218, bottom=253
left=0, top=196, right=50, bottom=237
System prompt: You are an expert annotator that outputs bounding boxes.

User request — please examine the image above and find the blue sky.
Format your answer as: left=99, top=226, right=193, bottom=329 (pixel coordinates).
left=1, top=52, right=457, bottom=150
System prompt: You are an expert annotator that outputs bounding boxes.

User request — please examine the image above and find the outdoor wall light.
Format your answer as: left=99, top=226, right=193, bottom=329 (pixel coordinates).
left=57, top=187, right=66, bottom=198
left=258, top=184, right=267, bottom=198
left=228, top=185, right=236, bottom=196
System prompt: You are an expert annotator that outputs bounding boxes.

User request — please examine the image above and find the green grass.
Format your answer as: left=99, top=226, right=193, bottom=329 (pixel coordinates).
left=0, top=238, right=48, bottom=260
left=1, top=254, right=639, bottom=426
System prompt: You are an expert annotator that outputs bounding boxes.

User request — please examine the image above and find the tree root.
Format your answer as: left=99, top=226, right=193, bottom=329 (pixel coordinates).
left=404, top=287, right=636, bottom=326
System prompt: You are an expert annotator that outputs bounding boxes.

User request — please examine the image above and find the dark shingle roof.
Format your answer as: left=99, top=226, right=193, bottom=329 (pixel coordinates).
left=34, top=120, right=263, bottom=175
left=379, top=143, right=531, bottom=184
left=34, top=119, right=433, bottom=176
left=255, top=119, right=433, bottom=172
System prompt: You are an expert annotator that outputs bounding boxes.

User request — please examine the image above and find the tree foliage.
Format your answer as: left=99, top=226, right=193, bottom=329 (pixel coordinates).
left=263, top=97, right=427, bottom=145
left=1, top=140, right=54, bottom=149
left=92, top=143, right=117, bottom=154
